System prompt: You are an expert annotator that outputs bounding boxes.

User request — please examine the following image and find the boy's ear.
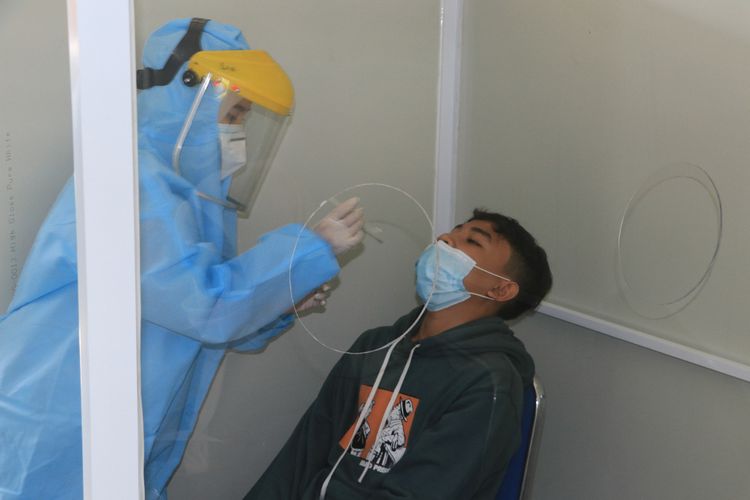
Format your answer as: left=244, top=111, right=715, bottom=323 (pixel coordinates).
left=487, top=281, right=519, bottom=303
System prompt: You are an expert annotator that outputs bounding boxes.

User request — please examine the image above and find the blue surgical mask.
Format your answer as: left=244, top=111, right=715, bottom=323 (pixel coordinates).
left=415, top=240, right=512, bottom=311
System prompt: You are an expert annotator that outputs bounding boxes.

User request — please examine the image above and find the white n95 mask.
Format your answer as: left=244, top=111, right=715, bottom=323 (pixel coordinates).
left=415, top=240, right=512, bottom=311
left=218, top=123, right=247, bottom=179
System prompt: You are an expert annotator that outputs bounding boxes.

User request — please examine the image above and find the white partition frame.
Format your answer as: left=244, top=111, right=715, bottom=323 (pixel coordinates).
left=537, top=303, right=750, bottom=382
left=66, top=0, right=144, bottom=498
left=433, top=0, right=463, bottom=237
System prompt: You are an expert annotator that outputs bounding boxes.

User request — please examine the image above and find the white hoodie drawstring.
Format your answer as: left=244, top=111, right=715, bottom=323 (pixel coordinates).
left=357, top=342, right=420, bottom=483
left=319, top=341, right=421, bottom=499
left=320, top=340, right=398, bottom=500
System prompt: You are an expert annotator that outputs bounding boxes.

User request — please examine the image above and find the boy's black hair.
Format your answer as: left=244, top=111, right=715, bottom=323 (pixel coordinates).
left=468, top=209, right=552, bottom=320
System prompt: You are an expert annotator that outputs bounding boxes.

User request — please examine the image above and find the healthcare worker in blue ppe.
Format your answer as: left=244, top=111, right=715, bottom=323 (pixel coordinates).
left=0, top=18, right=364, bottom=500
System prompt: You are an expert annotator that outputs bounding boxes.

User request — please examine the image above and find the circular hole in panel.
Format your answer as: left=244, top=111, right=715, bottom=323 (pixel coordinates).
left=620, top=178, right=717, bottom=303
left=290, top=183, right=435, bottom=355
left=616, top=164, right=722, bottom=319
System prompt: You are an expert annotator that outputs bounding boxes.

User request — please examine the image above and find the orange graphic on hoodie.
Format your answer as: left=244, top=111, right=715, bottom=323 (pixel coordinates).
left=339, top=385, right=420, bottom=473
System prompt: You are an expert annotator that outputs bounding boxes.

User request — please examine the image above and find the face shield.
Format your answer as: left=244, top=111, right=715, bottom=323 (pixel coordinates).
left=174, top=50, right=293, bottom=217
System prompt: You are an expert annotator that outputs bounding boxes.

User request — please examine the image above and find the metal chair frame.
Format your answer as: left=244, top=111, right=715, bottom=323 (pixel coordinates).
left=518, top=375, right=546, bottom=500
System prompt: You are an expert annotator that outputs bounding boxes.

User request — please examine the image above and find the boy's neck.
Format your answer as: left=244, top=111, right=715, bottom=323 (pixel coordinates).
left=412, top=299, right=497, bottom=342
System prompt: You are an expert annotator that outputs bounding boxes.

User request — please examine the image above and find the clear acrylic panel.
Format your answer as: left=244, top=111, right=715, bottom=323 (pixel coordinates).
left=131, top=1, right=454, bottom=499
left=0, top=1, right=82, bottom=497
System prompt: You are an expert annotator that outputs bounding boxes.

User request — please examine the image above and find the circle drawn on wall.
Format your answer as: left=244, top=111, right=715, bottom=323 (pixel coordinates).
left=616, top=163, right=722, bottom=319
left=289, top=183, right=436, bottom=355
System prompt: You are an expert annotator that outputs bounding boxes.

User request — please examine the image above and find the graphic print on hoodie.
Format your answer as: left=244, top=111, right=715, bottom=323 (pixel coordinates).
left=339, top=386, right=421, bottom=473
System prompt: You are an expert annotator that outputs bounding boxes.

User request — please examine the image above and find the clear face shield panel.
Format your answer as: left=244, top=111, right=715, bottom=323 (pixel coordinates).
left=174, top=49, right=294, bottom=216
left=218, top=94, right=290, bottom=217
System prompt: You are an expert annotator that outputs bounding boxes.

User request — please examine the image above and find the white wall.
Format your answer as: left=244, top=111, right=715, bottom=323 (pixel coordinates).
left=515, top=314, right=750, bottom=500
left=457, top=0, right=750, bottom=365
left=457, top=0, right=750, bottom=498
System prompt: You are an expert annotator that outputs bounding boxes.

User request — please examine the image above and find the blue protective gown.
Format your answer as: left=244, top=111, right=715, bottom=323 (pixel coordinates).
left=0, top=19, right=339, bottom=500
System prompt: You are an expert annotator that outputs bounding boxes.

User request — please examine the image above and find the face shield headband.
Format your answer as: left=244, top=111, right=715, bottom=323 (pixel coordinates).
left=136, top=18, right=208, bottom=90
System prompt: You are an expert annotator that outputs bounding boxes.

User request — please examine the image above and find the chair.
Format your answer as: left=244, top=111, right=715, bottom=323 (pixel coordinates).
left=495, top=375, right=546, bottom=500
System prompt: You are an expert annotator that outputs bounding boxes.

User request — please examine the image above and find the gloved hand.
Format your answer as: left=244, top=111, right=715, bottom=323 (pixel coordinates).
left=314, top=197, right=365, bottom=255
left=295, top=284, right=332, bottom=312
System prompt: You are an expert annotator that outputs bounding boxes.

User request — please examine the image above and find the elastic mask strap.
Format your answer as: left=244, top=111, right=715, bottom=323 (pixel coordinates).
left=436, top=240, right=513, bottom=282
left=467, top=269, right=515, bottom=303
left=474, top=264, right=513, bottom=282
left=137, top=17, right=208, bottom=90
left=467, top=291, right=499, bottom=302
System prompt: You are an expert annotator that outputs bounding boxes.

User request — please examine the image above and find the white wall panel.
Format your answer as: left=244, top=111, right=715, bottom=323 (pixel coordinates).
left=457, top=0, right=750, bottom=367
left=516, top=313, right=750, bottom=500
left=458, top=1, right=750, bottom=498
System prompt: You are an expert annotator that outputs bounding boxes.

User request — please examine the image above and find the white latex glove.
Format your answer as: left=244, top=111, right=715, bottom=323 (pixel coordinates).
left=314, top=197, right=365, bottom=255
left=295, top=284, right=332, bottom=312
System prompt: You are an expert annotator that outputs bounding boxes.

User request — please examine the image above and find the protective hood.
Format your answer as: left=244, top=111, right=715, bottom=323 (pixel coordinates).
left=139, top=18, right=250, bottom=133
left=137, top=19, right=250, bottom=194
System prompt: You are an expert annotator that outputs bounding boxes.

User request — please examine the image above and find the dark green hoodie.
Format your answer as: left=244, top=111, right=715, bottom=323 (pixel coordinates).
left=245, top=307, right=534, bottom=500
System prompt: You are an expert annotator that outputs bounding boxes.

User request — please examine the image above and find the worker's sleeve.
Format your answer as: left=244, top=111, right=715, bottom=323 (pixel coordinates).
left=326, top=383, right=522, bottom=500
left=227, top=314, right=293, bottom=352
left=244, top=357, right=347, bottom=500
left=6, top=179, right=78, bottom=312
left=140, top=222, right=339, bottom=345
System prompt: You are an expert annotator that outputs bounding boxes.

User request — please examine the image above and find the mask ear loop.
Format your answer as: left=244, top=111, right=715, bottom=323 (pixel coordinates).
left=288, top=183, right=437, bottom=356
left=468, top=263, right=516, bottom=302
left=474, top=264, right=513, bottom=282
left=436, top=241, right=513, bottom=282
left=435, top=241, right=515, bottom=303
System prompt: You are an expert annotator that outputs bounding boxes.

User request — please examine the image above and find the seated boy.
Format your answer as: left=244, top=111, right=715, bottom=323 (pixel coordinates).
left=244, top=209, right=552, bottom=500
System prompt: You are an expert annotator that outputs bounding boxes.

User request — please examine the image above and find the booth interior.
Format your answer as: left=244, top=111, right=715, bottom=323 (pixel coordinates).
left=2, top=0, right=750, bottom=499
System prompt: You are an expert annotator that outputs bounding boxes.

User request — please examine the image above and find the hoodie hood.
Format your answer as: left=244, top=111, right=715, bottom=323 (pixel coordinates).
left=391, top=307, right=535, bottom=386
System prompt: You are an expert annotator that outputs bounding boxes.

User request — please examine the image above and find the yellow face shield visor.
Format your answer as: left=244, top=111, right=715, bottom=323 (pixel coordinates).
left=175, top=50, right=294, bottom=217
